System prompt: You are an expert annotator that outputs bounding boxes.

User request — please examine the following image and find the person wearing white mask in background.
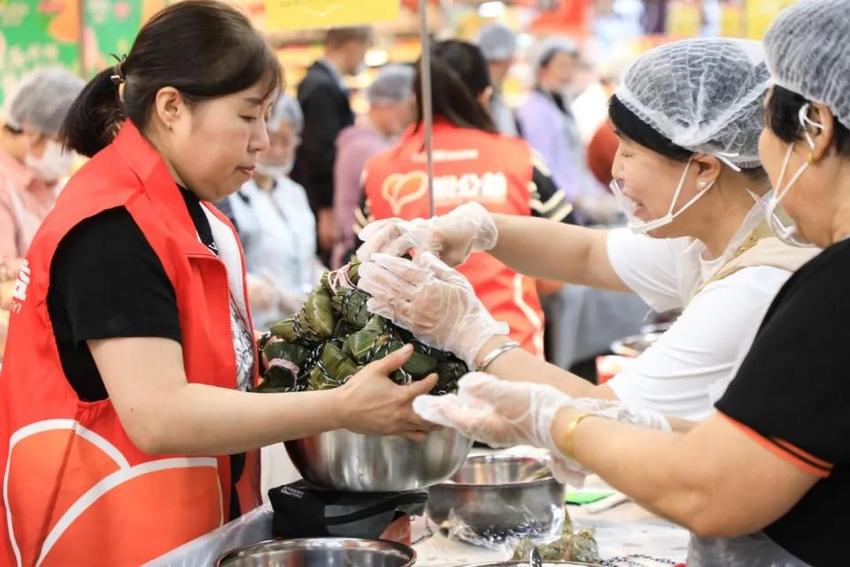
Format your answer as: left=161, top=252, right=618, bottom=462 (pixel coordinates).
left=225, top=95, right=319, bottom=331
left=0, top=67, right=84, bottom=364
left=476, top=23, right=520, bottom=137
left=0, top=67, right=84, bottom=278
left=517, top=37, right=613, bottom=224
left=356, top=38, right=817, bottom=422
left=377, top=3, right=850, bottom=563
left=517, top=38, right=585, bottom=202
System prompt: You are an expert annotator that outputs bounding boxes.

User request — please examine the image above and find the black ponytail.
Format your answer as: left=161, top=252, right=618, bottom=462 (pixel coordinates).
left=415, top=40, right=497, bottom=134
left=61, top=68, right=124, bottom=158
left=60, top=0, right=281, bottom=158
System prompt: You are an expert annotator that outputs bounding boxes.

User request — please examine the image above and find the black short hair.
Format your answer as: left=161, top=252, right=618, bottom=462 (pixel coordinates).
left=325, top=27, right=372, bottom=49
left=608, top=95, right=692, bottom=162
left=766, top=84, right=850, bottom=157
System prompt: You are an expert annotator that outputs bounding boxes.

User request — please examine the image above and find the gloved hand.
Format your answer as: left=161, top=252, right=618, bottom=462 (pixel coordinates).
left=356, top=202, right=498, bottom=267
left=358, top=252, right=509, bottom=367
left=413, top=373, right=671, bottom=485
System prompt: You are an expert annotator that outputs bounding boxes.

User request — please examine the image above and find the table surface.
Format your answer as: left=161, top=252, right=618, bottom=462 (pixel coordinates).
left=412, top=473, right=690, bottom=567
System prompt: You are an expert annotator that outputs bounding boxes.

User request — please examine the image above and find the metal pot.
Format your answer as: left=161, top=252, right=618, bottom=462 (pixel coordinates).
left=216, top=537, right=416, bottom=567
left=427, top=454, right=565, bottom=540
left=285, top=427, right=472, bottom=492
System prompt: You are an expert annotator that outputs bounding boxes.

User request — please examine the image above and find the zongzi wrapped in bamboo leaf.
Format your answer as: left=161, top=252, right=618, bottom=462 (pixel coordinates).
left=295, top=287, right=335, bottom=343
left=333, top=287, right=371, bottom=327
left=269, top=318, right=301, bottom=344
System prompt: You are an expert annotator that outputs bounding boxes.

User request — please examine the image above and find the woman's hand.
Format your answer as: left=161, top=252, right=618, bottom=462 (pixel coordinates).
left=357, top=202, right=498, bottom=267
left=358, top=252, right=509, bottom=367
left=414, top=373, right=671, bottom=484
left=336, top=344, right=440, bottom=441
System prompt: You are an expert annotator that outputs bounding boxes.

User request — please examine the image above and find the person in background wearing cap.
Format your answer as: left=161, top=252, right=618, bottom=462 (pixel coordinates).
left=357, top=38, right=816, bottom=423
left=362, top=12, right=850, bottom=560
left=0, top=67, right=84, bottom=363
left=332, top=64, right=415, bottom=268
left=292, top=26, right=372, bottom=265
left=476, top=23, right=520, bottom=137
left=224, top=94, right=318, bottom=331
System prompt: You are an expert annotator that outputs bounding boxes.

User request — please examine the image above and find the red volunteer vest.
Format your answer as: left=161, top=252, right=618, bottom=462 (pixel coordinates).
left=364, top=121, right=545, bottom=356
left=0, top=122, right=260, bottom=566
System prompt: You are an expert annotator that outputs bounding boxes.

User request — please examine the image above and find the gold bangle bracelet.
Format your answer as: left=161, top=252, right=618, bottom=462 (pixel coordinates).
left=562, top=412, right=596, bottom=460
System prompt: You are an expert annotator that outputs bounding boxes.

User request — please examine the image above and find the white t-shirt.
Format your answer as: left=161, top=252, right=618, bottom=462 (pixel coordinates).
left=605, top=228, right=793, bottom=420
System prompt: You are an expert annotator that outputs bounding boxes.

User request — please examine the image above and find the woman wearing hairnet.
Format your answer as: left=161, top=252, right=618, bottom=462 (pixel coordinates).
left=363, top=3, right=850, bottom=564
left=224, top=94, right=319, bottom=330
left=0, top=68, right=84, bottom=362
left=358, top=38, right=815, bottom=422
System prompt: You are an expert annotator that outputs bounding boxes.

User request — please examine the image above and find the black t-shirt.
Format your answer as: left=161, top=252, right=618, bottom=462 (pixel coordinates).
left=716, top=238, right=850, bottom=566
left=48, top=187, right=246, bottom=520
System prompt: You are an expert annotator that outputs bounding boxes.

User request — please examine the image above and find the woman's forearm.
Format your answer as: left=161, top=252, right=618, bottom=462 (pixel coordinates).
left=552, top=411, right=814, bottom=538
left=552, top=412, right=714, bottom=530
left=490, top=215, right=627, bottom=291
left=149, top=385, right=344, bottom=455
left=475, top=336, right=608, bottom=399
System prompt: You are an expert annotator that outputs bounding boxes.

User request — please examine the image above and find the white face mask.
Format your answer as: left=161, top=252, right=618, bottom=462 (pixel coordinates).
left=25, top=140, right=74, bottom=183
left=610, top=158, right=716, bottom=235
left=255, top=160, right=294, bottom=179
left=765, top=103, right=824, bottom=248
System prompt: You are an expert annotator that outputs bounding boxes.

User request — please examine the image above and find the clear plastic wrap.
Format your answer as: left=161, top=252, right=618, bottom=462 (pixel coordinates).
left=144, top=505, right=274, bottom=566
left=688, top=532, right=811, bottom=567
left=433, top=500, right=599, bottom=564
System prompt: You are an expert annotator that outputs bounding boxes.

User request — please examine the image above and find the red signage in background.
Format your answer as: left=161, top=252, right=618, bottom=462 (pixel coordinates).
left=514, top=0, right=589, bottom=38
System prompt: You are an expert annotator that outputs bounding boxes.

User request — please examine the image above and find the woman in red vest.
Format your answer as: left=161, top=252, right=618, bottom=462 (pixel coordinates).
left=0, top=2, right=435, bottom=565
left=356, top=40, right=573, bottom=358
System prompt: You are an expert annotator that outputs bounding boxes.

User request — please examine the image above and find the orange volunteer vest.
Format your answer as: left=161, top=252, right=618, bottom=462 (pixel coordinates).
left=364, top=121, right=545, bottom=356
left=0, top=122, right=261, bottom=566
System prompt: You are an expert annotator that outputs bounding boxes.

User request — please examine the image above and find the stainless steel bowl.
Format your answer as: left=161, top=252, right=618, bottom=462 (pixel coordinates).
left=610, top=332, right=663, bottom=357
left=285, top=428, right=473, bottom=492
left=216, top=537, right=416, bottom=567
left=427, top=454, right=565, bottom=540
left=462, top=562, right=601, bottom=566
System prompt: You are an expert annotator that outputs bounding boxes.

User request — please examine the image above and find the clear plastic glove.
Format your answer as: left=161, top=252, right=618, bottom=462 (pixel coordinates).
left=413, top=373, right=671, bottom=485
left=358, top=252, right=509, bottom=367
left=357, top=202, right=498, bottom=267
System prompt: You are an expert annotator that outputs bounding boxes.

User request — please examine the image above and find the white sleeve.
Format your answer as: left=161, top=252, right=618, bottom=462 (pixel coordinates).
left=607, top=266, right=792, bottom=420
left=606, top=228, right=688, bottom=313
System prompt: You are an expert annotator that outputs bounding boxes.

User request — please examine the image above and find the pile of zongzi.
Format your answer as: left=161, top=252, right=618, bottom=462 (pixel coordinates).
left=255, top=258, right=467, bottom=395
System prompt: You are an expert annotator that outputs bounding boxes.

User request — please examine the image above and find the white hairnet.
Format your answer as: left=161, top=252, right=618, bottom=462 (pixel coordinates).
left=267, top=94, right=303, bottom=135
left=3, top=67, right=84, bottom=137
left=615, top=38, right=770, bottom=169
left=532, top=36, right=578, bottom=71
left=366, top=64, right=414, bottom=105
left=477, top=24, right=518, bottom=62
left=764, top=0, right=850, bottom=130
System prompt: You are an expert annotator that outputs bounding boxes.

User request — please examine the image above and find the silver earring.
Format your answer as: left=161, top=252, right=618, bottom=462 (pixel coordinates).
left=698, top=181, right=708, bottom=189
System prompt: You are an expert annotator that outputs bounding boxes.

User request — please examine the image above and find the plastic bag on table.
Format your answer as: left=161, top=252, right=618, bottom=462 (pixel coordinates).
left=440, top=502, right=567, bottom=551
left=144, top=504, right=273, bottom=566
left=688, top=532, right=811, bottom=567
